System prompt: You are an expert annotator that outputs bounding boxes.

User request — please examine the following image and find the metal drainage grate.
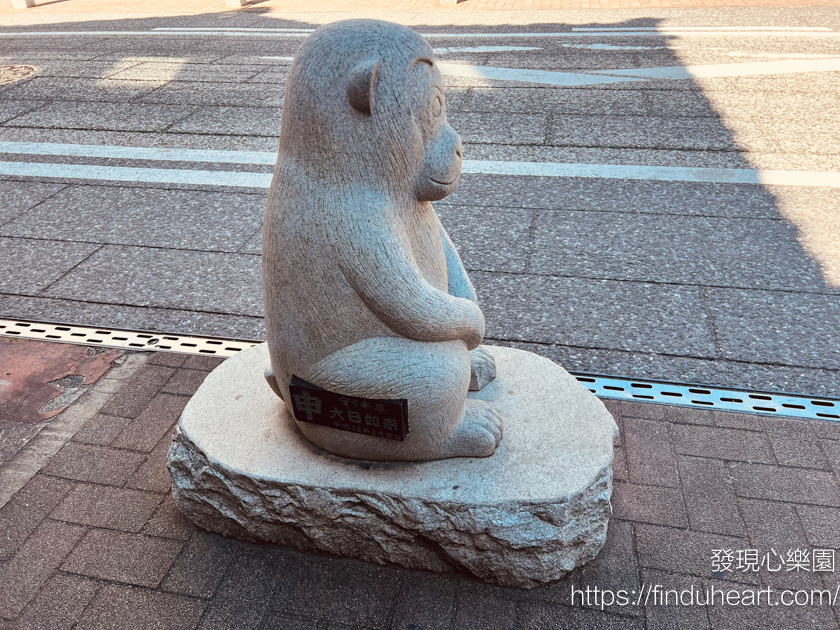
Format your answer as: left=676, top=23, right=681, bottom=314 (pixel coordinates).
left=576, top=373, right=839, bottom=422
left=0, top=65, right=39, bottom=87
left=0, top=318, right=257, bottom=357
left=1, top=318, right=837, bottom=422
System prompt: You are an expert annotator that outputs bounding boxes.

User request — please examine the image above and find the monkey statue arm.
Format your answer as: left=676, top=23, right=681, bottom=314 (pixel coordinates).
left=336, top=213, right=484, bottom=350
left=436, top=216, right=478, bottom=304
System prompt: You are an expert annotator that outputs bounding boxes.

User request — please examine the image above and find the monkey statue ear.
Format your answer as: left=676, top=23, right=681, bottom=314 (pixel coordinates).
left=347, top=58, right=380, bottom=115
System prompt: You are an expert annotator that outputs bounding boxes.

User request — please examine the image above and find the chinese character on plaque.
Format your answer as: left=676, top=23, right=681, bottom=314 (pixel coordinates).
left=288, top=376, right=408, bottom=441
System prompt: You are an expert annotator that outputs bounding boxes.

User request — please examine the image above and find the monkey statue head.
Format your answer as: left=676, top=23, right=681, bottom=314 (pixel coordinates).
left=277, top=20, right=462, bottom=202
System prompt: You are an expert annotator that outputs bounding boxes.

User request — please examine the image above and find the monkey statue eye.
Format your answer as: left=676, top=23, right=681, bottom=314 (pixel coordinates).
left=434, top=94, right=443, bottom=118
left=429, top=92, right=444, bottom=118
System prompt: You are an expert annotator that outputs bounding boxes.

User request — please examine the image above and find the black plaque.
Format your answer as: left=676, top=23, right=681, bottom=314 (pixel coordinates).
left=288, top=376, right=409, bottom=441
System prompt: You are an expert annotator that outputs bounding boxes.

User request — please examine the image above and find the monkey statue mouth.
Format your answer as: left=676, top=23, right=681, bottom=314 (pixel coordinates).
left=429, top=175, right=459, bottom=186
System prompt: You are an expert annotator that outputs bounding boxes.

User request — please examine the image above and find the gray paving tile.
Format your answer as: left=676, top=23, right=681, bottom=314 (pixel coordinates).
left=238, top=225, right=262, bottom=255
left=448, top=112, right=548, bottom=145
left=453, top=582, right=518, bottom=630
left=138, top=81, right=283, bottom=108
left=0, top=519, right=87, bottom=618
left=547, top=115, right=772, bottom=152
left=0, top=181, right=65, bottom=227
left=44, top=443, right=146, bottom=486
left=167, top=106, right=282, bottom=136
left=0, top=101, right=45, bottom=125
left=670, top=424, right=774, bottom=464
left=29, top=59, right=144, bottom=80
left=100, top=365, right=174, bottom=419
left=579, top=519, right=642, bottom=615
left=730, top=461, right=840, bottom=506
left=1, top=186, right=264, bottom=252
left=464, top=87, right=649, bottom=116
left=75, top=584, right=205, bottom=630
left=634, top=524, right=755, bottom=583
left=530, top=212, right=835, bottom=293
left=677, top=455, right=747, bottom=537
left=762, top=417, right=827, bottom=469
left=644, top=91, right=720, bottom=118
left=437, top=205, right=532, bottom=273
left=612, top=482, right=687, bottom=527
left=51, top=483, right=162, bottom=532
left=705, top=91, right=840, bottom=124
left=693, top=72, right=840, bottom=96
left=0, top=77, right=162, bottom=102
left=706, top=597, right=838, bottom=630
left=126, top=425, right=176, bottom=494
left=142, top=495, right=194, bottom=541
left=242, top=67, right=289, bottom=84
left=13, top=574, right=100, bottom=630
left=706, top=288, right=840, bottom=370
left=161, top=531, right=235, bottom=599
left=111, top=393, right=188, bottom=452
left=62, top=529, right=183, bottom=587
left=44, top=246, right=263, bottom=317
left=796, top=505, right=840, bottom=549
left=161, top=369, right=208, bottom=396
left=391, top=571, right=458, bottom=630
left=0, top=294, right=267, bottom=341
left=442, top=175, right=783, bottom=218
left=7, top=102, right=198, bottom=132
left=0, top=237, right=99, bottom=294
left=72, top=414, right=134, bottom=446
left=473, top=272, right=718, bottom=357
left=516, top=602, right=644, bottom=630
left=623, top=417, right=679, bottom=487
left=268, top=554, right=399, bottom=629
left=760, top=119, right=840, bottom=156
left=0, top=475, right=75, bottom=561
left=197, top=547, right=278, bottom=630
left=640, top=569, right=711, bottom=630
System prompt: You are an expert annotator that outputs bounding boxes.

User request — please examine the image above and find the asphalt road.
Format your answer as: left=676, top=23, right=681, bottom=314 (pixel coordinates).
left=1, top=8, right=839, bottom=397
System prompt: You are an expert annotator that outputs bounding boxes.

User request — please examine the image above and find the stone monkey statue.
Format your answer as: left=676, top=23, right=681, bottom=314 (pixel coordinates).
left=262, top=19, right=502, bottom=461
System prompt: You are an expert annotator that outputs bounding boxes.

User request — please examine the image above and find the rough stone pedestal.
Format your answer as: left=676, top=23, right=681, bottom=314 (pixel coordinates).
left=168, top=344, right=618, bottom=589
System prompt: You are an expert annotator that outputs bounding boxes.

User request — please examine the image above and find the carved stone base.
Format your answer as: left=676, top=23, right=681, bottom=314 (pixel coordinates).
left=168, top=344, right=618, bottom=589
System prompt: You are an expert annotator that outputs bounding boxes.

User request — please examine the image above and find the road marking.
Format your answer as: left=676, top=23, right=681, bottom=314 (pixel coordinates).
left=434, top=46, right=541, bottom=54
left=725, top=52, right=840, bottom=59
left=153, top=26, right=314, bottom=32
left=0, top=141, right=277, bottom=165
left=561, top=43, right=664, bottom=50
left=437, top=63, right=643, bottom=86
left=260, top=56, right=295, bottom=62
left=0, top=161, right=272, bottom=187
left=572, top=26, right=832, bottom=31
left=3, top=30, right=840, bottom=39
left=0, top=148, right=837, bottom=188
left=594, top=57, right=840, bottom=79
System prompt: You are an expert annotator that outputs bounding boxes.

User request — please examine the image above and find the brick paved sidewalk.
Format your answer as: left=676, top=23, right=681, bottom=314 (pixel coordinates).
left=1, top=345, right=840, bottom=629
left=3, top=0, right=839, bottom=15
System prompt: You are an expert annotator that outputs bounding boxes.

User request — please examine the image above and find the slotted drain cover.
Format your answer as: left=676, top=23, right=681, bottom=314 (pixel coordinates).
left=577, top=373, right=839, bottom=422
left=0, top=65, right=39, bottom=86
left=1, top=318, right=837, bottom=423
left=0, top=318, right=256, bottom=357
